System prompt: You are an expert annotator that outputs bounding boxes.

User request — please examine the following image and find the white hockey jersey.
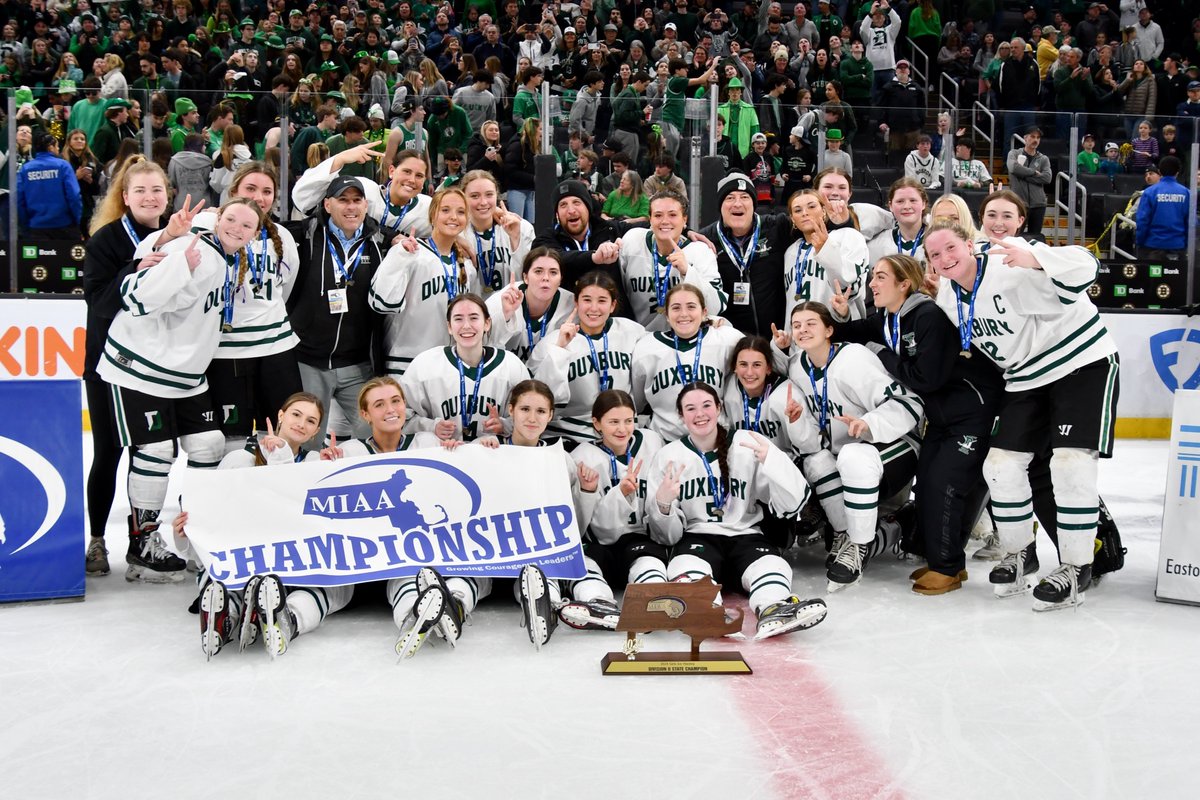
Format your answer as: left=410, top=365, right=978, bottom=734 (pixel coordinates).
left=618, top=228, right=727, bottom=331
left=470, top=219, right=534, bottom=296
left=934, top=238, right=1117, bottom=390
left=867, top=223, right=928, bottom=270
left=219, top=435, right=324, bottom=468
left=337, top=431, right=442, bottom=457
left=630, top=323, right=749, bottom=442
left=720, top=376, right=822, bottom=456
left=781, top=228, right=871, bottom=322
left=571, top=429, right=664, bottom=545
left=486, top=287, right=576, bottom=365
left=291, top=156, right=433, bottom=240
left=99, top=233, right=230, bottom=398
left=136, top=210, right=300, bottom=359
left=400, top=345, right=531, bottom=440
left=645, top=430, right=810, bottom=544
left=904, top=151, right=943, bottom=189
left=532, top=316, right=647, bottom=443
left=370, top=240, right=481, bottom=376
left=786, top=342, right=924, bottom=455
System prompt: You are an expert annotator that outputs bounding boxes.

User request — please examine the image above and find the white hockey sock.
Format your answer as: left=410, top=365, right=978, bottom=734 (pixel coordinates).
left=666, top=553, right=721, bottom=604
left=181, top=430, right=225, bottom=469
left=628, top=555, right=668, bottom=584
left=802, top=450, right=848, bottom=532
left=447, top=576, right=491, bottom=614
left=982, top=448, right=1036, bottom=554
left=1050, top=448, right=1101, bottom=566
left=838, top=443, right=883, bottom=546
left=570, top=556, right=616, bottom=604
left=387, top=577, right=418, bottom=628
left=128, top=439, right=174, bottom=511
left=741, top=554, right=793, bottom=616
left=287, top=586, right=352, bottom=635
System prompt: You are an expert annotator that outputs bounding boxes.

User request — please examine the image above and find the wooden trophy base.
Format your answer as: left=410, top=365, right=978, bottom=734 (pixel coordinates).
left=601, top=651, right=752, bottom=675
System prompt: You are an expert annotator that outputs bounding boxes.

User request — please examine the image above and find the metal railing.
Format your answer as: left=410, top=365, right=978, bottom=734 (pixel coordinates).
left=938, top=74, right=960, bottom=122
left=905, top=37, right=930, bottom=89
left=1108, top=212, right=1136, bottom=260
left=1051, top=171, right=1086, bottom=246
left=971, top=101, right=996, bottom=175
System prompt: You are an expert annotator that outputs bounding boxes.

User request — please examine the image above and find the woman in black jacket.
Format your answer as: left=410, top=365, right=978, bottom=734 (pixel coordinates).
left=503, top=117, right=540, bottom=222
left=831, top=253, right=1005, bottom=595
left=464, top=119, right=507, bottom=185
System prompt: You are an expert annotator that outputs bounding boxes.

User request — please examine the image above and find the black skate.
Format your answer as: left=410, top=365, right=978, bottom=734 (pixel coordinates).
left=125, top=510, right=186, bottom=583
left=519, top=564, right=558, bottom=650
left=989, top=542, right=1039, bottom=598
left=558, top=598, right=621, bottom=631
left=827, top=541, right=867, bottom=592
left=416, top=567, right=465, bottom=645
left=256, top=574, right=297, bottom=659
left=395, top=586, right=446, bottom=660
left=825, top=530, right=849, bottom=570
left=755, top=596, right=828, bottom=640
left=199, top=580, right=239, bottom=661
left=1032, top=563, right=1091, bottom=612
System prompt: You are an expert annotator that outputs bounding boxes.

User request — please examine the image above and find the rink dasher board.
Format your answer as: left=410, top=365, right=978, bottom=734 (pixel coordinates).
left=1156, top=389, right=1200, bottom=606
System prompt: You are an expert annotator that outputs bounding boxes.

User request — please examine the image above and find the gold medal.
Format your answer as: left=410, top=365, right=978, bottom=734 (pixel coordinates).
left=960, top=350, right=971, bottom=359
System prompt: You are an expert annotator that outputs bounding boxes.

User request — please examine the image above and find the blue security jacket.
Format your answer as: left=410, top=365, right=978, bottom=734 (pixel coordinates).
left=1135, top=176, right=1191, bottom=250
left=17, top=151, right=83, bottom=230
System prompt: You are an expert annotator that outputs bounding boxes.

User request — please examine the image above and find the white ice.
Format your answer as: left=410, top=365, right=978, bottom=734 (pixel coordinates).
left=1, top=439, right=1197, bottom=800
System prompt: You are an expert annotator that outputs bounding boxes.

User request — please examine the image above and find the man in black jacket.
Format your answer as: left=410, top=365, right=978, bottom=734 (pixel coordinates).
left=701, top=173, right=794, bottom=337
left=878, top=60, right=925, bottom=153
left=285, top=176, right=385, bottom=444
left=997, top=39, right=1040, bottom=151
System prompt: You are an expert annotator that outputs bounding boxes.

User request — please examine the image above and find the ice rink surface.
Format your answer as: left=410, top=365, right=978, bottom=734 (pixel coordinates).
left=2, top=439, right=1198, bottom=800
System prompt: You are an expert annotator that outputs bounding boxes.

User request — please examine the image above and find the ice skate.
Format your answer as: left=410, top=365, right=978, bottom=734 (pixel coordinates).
left=825, top=530, right=849, bottom=570
left=1032, top=563, right=1091, bottom=612
left=237, top=575, right=262, bottom=651
left=558, top=597, right=621, bottom=631
left=125, top=511, right=186, bottom=583
left=794, top=498, right=827, bottom=548
left=754, top=596, right=828, bottom=640
left=199, top=580, right=239, bottom=660
left=827, top=541, right=867, bottom=592
left=416, top=567, right=464, bottom=645
left=256, top=574, right=297, bottom=659
left=86, top=537, right=110, bottom=576
left=989, top=542, right=1039, bottom=598
left=519, top=564, right=558, bottom=650
left=971, top=529, right=1005, bottom=560
left=395, top=586, right=446, bottom=660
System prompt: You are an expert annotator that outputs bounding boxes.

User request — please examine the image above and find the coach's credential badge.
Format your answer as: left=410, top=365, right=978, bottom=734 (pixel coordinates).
left=327, top=287, right=347, bottom=314
left=732, top=281, right=750, bottom=305
left=600, top=579, right=751, bottom=675
left=957, top=435, right=978, bottom=455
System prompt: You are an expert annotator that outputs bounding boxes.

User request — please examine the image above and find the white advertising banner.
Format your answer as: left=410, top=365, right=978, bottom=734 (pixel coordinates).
left=1156, top=390, right=1200, bottom=606
left=183, top=445, right=587, bottom=588
left=0, top=297, right=86, bottom=381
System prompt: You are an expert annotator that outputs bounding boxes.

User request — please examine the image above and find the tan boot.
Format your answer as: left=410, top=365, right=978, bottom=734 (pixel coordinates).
left=909, top=566, right=968, bottom=582
left=912, top=570, right=965, bottom=595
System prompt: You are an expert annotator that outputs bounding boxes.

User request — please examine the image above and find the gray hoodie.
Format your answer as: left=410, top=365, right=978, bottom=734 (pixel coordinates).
left=167, top=149, right=213, bottom=211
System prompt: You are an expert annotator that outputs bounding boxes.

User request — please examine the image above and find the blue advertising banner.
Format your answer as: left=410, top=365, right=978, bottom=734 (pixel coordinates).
left=0, top=380, right=85, bottom=602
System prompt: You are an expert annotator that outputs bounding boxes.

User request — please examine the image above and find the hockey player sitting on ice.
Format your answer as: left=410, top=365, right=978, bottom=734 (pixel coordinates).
left=618, top=190, right=726, bottom=331
left=774, top=302, right=924, bottom=592
left=400, top=293, right=530, bottom=442
left=319, top=377, right=480, bottom=658
left=532, top=271, right=647, bottom=445
left=292, top=141, right=433, bottom=243
left=631, top=283, right=762, bottom=442
left=175, top=392, right=355, bottom=660
left=720, top=336, right=818, bottom=549
left=829, top=255, right=1005, bottom=596
left=485, top=247, right=576, bottom=364
left=924, top=190, right=1119, bottom=611
left=461, top=170, right=534, bottom=296
left=866, top=177, right=930, bottom=269
left=567, top=390, right=667, bottom=631
left=97, top=199, right=265, bottom=584
left=370, top=186, right=481, bottom=378
left=644, top=382, right=828, bottom=640
left=903, top=134, right=943, bottom=190
left=782, top=189, right=870, bottom=322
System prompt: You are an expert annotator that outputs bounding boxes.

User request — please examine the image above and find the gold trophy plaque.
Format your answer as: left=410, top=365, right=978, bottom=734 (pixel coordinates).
left=601, top=579, right=752, bottom=675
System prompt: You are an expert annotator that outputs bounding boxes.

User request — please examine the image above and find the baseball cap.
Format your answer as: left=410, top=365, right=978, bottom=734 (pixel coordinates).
left=326, top=176, right=365, bottom=199
left=602, top=138, right=622, bottom=152
left=1188, top=81, right=1200, bottom=90
left=751, top=132, right=767, bottom=144
left=604, top=23, right=618, bottom=31
left=564, top=26, right=576, bottom=34
left=896, top=59, right=911, bottom=68
left=1104, top=141, right=1119, bottom=151
left=664, top=22, right=677, bottom=31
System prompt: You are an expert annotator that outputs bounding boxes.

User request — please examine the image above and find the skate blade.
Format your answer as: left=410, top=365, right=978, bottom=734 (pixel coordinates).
left=992, top=578, right=1036, bottom=598
left=520, top=570, right=551, bottom=651
left=1032, top=592, right=1086, bottom=613
left=826, top=576, right=861, bottom=593
left=124, top=565, right=186, bottom=584
left=755, top=605, right=828, bottom=641
left=396, top=591, right=445, bottom=661
left=258, top=579, right=287, bottom=659
left=558, top=604, right=619, bottom=631
left=199, top=584, right=226, bottom=661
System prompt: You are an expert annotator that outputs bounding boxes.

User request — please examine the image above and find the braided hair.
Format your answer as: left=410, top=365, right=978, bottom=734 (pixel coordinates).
left=216, top=197, right=266, bottom=290
left=227, top=161, right=286, bottom=282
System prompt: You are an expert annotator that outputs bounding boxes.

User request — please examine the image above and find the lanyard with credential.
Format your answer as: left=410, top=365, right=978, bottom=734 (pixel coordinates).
left=474, top=225, right=498, bottom=288
left=650, top=234, right=688, bottom=312
left=741, top=383, right=771, bottom=433
left=884, top=311, right=901, bottom=354
left=558, top=223, right=590, bottom=252
left=806, top=345, right=838, bottom=445
left=673, top=328, right=705, bottom=385
left=792, top=239, right=814, bottom=299
left=717, top=215, right=760, bottom=279
left=380, top=187, right=416, bottom=233
left=598, top=441, right=627, bottom=487
left=455, top=349, right=484, bottom=431
left=427, top=238, right=461, bottom=300
left=584, top=327, right=612, bottom=391
left=956, top=256, right=985, bottom=358
left=893, top=224, right=926, bottom=258
left=695, top=440, right=727, bottom=516
left=249, top=227, right=269, bottom=287
left=326, top=236, right=365, bottom=286
left=209, top=235, right=240, bottom=333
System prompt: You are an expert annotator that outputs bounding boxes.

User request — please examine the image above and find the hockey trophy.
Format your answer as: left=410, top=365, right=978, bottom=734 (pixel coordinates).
left=600, top=579, right=752, bottom=675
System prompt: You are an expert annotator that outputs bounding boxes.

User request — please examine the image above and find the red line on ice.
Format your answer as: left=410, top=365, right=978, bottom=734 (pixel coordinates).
left=717, top=599, right=906, bottom=800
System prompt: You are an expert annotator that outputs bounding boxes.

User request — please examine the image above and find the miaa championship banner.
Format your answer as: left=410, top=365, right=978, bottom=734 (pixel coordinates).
left=0, top=380, right=85, bottom=603
left=182, top=444, right=587, bottom=588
